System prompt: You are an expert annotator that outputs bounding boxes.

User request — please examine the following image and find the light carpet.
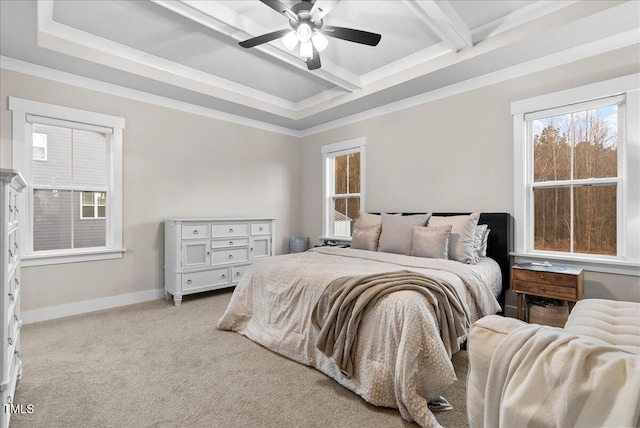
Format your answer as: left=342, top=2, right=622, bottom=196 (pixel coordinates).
left=11, top=290, right=469, bottom=427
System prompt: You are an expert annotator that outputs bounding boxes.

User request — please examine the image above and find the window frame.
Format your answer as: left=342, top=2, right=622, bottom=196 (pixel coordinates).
left=321, top=137, right=366, bottom=241
left=512, top=74, right=640, bottom=276
left=9, top=97, right=125, bottom=266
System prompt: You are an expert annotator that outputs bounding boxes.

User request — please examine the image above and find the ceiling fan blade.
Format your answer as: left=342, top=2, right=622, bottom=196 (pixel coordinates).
left=306, top=46, right=321, bottom=70
left=260, top=0, right=298, bottom=21
left=320, top=25, right=381, bottom=46
left=310, top=0, right=340, bottom=22
left=239, top=29, right=292, bottom=49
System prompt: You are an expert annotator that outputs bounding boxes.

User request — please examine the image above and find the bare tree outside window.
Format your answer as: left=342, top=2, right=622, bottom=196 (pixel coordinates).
left=331, top=152, right=361, bottom=237
left=531, top=103, right=618, bottom=256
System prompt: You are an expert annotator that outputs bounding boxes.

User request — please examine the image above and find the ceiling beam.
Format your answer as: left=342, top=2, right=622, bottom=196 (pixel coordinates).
left=152, top=0, right=362, bottom=92
left=403, top=0, right=472, bottom=52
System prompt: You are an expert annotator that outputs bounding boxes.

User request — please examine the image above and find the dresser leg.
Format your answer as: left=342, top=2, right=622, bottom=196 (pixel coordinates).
left=164, top=290, right=171, bottom=300
left=173, top=296, right=182, bottom=306
left=517, top=294, right=524, bottom=320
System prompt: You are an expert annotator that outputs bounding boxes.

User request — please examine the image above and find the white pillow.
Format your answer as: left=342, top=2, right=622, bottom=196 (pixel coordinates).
left=428, top=212, right=480, bottom=264
left=474, top=224, right=490, bottom=258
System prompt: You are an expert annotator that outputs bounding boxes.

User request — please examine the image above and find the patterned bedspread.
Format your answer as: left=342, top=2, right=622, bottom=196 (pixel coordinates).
left=217, top=247, right=501, bottom=427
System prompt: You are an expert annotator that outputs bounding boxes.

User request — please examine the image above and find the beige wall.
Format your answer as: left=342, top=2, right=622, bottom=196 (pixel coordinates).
left=299, top=45, right=640, bottom=311
left=2, top=44, right=639, bottom=315
left=0, top=69, right=302, bottom=311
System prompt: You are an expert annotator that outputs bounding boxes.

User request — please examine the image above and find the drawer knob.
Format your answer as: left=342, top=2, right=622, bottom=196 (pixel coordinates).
left=14, top=351, right=20, bottom=358
left=540, top=286, right=545, bottom=291
left=8, top=205, right=13, bottom=213
left=15, top=278, right=19, bottom=286
left=259, top=227, right=263, bottom=231
left=229, top=241, right=234, bottom=245
left=187, top=279, right=192, bottom=284
left=228, top=254, right=234, bottom=259
left=8, top=249, right=12, bottom=258
left=193, top=230, right=199, bottom=235
left=540, top=275, right=545, bottom=280
left=207, top=251, right=210, bottom=256
left=8, top=338, right=13, bottom=346
left=229, top=228, right=234, bottom=233
left=222, top=274, right=227, bottom=279
left=8, top=293, right=14, bottom=302
left=235, top=271, right=241, bottom=277
left=14, top=205, right=18, bottom=213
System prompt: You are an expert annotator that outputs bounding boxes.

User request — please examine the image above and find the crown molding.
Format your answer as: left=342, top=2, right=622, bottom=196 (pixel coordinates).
left=36, top=0, right=299, bottom=118
left=299, top=30, right=640, bottom=137
left=0, top=56, right=303, bottom=137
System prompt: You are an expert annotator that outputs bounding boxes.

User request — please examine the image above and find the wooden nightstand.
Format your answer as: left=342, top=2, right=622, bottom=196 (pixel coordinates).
left=512, top=263, right=584, bottom=321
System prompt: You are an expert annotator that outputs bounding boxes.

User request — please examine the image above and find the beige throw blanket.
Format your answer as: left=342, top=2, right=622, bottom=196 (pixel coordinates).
left=484, top=323, right=640, bottom=427
left=312, top=270, right=469, bottom=378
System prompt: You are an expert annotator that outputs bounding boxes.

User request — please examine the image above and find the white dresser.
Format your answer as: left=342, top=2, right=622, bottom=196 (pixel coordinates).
left=164, top=218, right=276, bottom=305
left=1, top=170, right=26, bottom=428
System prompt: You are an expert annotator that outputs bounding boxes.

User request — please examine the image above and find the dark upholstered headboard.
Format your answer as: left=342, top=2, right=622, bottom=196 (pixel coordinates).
left=379, top=212, right=512, bottom=312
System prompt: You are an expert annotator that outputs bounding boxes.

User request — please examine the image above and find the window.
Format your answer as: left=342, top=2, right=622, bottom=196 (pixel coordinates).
left=80, top=192, right=107, bottom=219
left=9, top=97, right=125, bottom=266
left=32, top=132, right=47, bottom=161
left=512, top=74, right=640, bottom=275
left=322, top=138, right=366, bottom=239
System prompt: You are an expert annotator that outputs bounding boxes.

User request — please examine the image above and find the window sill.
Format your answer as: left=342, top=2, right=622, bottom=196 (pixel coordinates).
left=21, top=248, right=126, bottom=267
left=511, top=252, right=640, bottom=277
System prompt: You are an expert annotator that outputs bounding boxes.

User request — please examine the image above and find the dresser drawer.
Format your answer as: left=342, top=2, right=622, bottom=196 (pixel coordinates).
left=181, top=223, right=209, bottom=239
left=513, top=280, right=579, bottom=301
left=231, top=264, right=250, bottom=283
left=512, top=268, right=577, bottom=287
left=182, top=268, right=230, bottom=291
left=251, top=222, right=271, bottom=235
left=211, top=248, right=250, bottom=265
left=211, top=223, right=249, bottom=238
left=210, top=238, right=249, bottom=249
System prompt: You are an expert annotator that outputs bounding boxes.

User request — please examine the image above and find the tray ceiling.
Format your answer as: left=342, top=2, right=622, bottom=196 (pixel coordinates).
left=1, top=1, right=638, bottom=135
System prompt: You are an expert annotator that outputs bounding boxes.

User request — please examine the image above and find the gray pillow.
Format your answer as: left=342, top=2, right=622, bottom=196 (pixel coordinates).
left=378, top=213, right=430, bottom=255
left=411, top=225, right=452, bottom=259
left=350, top=224, right=382, bottom=251
left=428, top=212, right=480, bottom=264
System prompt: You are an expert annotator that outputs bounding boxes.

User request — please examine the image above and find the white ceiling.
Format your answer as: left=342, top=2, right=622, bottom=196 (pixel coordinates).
left=1, top=1, right=638, bottom=135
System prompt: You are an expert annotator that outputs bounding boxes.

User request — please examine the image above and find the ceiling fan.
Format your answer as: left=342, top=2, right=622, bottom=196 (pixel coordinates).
left=239, top=0, right=382, bottom=70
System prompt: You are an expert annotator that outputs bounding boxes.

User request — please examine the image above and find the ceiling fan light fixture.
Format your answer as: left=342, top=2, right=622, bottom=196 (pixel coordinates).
left=311, top=31, right=328, bottom=52
left=282, top=31, right=298, bottom=50
left=296, top=23, right=312, bottom=43
left=300, top=41, right=313, bottom=58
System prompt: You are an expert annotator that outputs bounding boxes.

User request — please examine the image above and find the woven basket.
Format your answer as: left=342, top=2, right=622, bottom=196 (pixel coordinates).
left=528, top=298, right=569, bottom=327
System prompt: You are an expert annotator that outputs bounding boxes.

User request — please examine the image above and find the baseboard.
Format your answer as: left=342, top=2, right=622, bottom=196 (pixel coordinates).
left=22, top=289, right=165, bottom=325
left=503, top=304, right=518, bottom=319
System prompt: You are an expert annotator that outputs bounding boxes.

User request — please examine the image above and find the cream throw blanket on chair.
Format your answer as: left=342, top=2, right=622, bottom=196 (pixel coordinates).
left=312, top=270, right=469, bottom=378
left=484, top=323, right=640, bottom=427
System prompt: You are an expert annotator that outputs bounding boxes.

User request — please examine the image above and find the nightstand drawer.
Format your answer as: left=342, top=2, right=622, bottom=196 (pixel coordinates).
left=512, top=269, right=577, bottom=287
left=513, top=280, right=579, bottom=301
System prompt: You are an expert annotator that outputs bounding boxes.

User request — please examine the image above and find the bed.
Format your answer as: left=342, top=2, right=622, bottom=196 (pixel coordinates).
left=217, top=212, right=511, bottom=427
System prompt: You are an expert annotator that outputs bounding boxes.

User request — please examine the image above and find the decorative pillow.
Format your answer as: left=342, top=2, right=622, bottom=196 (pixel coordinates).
left=356, top=211, right=382, bottom=227
left=428, top=212, right=480, bottom=264
left=410, top=225, right=452, bottom=259
left=350, top=224, right=382, bottom=251
left=474, top=224, right=490, bottom=258
left=378, top=213, right=430, bottom=255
